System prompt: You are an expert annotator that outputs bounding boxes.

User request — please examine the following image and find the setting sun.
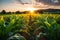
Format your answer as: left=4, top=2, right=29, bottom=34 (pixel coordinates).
left=26, top=7, right=37, bottom=13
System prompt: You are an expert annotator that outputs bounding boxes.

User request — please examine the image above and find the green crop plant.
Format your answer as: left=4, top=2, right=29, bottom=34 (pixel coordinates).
left=0, top=15, right=26, bottom=40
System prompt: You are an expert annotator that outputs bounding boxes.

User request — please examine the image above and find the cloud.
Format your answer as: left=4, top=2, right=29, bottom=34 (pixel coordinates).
left=16, top=0, right=32, bottom=4
left=35, top=0, right=60, bottom=6
left=14, top=0, right=60, bottom=9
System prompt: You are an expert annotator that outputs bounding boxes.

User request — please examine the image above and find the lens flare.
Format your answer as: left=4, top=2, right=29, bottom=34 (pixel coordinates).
left=26, top=7, right=37, bottom=13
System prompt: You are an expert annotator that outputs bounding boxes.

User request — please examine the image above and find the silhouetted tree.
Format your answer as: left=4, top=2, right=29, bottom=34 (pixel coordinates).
left=16, top=11, right=20, bottom=14
left=1, top=10, right=6, bottom=14
left=7, top=12, right=11, bottom=14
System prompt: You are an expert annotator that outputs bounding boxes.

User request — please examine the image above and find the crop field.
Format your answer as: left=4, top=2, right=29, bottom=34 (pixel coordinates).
left=0, top=13, right=60, bottom=40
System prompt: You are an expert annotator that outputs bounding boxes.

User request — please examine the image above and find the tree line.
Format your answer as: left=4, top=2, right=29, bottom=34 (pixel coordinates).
left=0, top=10, right=26, bottom=14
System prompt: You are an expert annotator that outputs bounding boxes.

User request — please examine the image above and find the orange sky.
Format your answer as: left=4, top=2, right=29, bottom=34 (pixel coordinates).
left=0, top=0, right=60, bottom=12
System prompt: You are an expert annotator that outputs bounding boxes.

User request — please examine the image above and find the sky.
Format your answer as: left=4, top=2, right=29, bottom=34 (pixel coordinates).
left=0, top=0, right=60, bottom=12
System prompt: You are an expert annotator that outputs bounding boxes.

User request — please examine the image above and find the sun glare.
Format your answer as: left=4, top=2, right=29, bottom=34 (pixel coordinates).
left=27, top=7, right=37, bottom=13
